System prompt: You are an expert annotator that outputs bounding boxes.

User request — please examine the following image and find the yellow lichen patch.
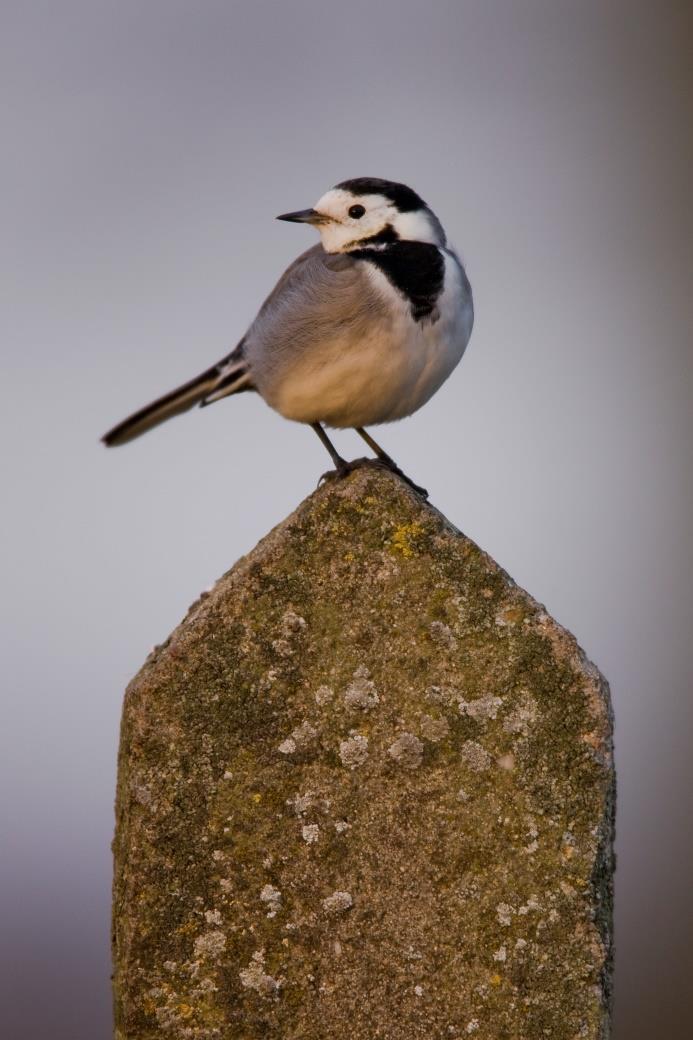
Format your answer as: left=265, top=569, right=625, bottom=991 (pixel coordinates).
left=252, top=793, right=262, bottom=803
left=389, top=521, right=425, bottom=558
left=177, top=1003, right=194, bottom=1020
left=427, top=585, right=452, bottom=619
left=350, top=494, right=380, bottom=516
left=490, top=973, right=502, bottom=987
left=175, top=920, right=197, bottom=937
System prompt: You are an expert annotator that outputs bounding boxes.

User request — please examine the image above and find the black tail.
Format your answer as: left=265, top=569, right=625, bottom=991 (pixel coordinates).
left=101, top=347, right=250, bottom=447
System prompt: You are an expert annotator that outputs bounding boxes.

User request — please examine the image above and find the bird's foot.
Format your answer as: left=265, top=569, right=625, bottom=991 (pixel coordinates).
left=317, top=456, right=371, bottom=487
left=318, top=456, right=428, bottom=499
left=379, top=458, right=429, bottom=499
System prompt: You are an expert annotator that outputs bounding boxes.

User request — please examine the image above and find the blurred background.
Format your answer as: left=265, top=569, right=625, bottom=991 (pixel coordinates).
left=2, top=2, right=691, bottom=1036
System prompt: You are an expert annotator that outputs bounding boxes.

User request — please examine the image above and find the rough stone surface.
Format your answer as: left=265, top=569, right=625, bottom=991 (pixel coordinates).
left=112, top=465, right=614, bottom=1040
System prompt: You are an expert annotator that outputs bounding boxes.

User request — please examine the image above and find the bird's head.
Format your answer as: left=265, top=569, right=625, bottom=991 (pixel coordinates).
left=277, top=177, right=446, bottom=254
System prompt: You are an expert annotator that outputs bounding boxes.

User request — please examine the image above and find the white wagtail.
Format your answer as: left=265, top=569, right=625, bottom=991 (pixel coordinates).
left=102, top=177, right=474, bottom=497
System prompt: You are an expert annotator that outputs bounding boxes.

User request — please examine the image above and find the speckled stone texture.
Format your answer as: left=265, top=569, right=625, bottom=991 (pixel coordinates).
left=112, top=465, right=614, bottom=1040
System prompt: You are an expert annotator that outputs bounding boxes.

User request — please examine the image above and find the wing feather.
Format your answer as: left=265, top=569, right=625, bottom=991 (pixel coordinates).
left=243, top=245, right=386, bottom=387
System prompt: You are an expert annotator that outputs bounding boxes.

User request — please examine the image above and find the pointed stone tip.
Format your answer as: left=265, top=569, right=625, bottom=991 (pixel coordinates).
left=306, top=459, right=434, bottom=514
left=113, top=459, right=614, bottom=1039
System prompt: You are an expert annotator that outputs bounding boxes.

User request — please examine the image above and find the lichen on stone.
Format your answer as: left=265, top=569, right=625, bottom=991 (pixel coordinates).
left=259, top=884, right=282, bottom=916
left=419, top=714, right=450, bottom=742
left=314, top=684, right=334, bottom=706
left=387, top=731, right=424, bottom=769
left=322, top=891, right=354, bottom=914
left=193, top=930, right=226, bottom=959
left=239, top=949, right=281, bottom=997
left=343, top=670, right=380, bottom=710
left=429, top=620, right=458, bottom=649
left=458, top=694, right=503, bottom=721
left=338, top=733, right=369, bottom=770
left=460, top=739, right=492, bottom=772
left=278, top=720, right=318, bottom=756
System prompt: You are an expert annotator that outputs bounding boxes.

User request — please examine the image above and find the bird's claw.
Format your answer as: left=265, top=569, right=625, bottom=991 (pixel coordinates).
left=317, top=457, right=428, bottom=499
left=317, top=457, right=369, bottom=487
left=383, top=466, right=428, bottom=498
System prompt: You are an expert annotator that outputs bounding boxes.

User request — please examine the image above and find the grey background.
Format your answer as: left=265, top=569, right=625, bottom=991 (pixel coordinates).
left=2, top=2, right=691, bottom=1036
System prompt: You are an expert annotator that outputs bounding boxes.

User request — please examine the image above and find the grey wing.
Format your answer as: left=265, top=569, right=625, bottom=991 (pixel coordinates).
left=198, top=249, right=339, bottom=405
left=240, top=244, right=386, bottom=388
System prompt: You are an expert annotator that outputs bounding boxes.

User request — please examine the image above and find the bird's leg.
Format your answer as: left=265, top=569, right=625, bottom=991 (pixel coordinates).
left=311, top=422, right=428, bottom=498
left=355, top=427, right=400, bottom=469
left=355, top=427, right=429, bottom=498
left=311, top=422, right=352, bottom=480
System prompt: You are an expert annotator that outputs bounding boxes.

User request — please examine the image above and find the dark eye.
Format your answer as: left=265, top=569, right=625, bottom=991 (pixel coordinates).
left=348, top=204, right=366, bottom=219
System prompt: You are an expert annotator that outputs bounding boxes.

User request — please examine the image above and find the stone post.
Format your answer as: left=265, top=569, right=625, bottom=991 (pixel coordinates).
left=113, top=466, right=614, bottom=1039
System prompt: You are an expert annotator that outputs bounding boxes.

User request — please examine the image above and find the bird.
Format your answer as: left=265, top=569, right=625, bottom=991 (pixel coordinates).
left=101, top=177, right=474, bottom=497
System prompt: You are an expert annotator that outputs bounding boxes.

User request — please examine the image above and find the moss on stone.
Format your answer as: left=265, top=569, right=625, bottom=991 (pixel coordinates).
left=113, top=464, right=614, bottom=1039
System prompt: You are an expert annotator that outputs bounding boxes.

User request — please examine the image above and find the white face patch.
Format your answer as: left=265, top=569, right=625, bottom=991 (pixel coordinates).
left=312, top=189, right=443, bottom=253
left=391, top=209, right=443, bottom=246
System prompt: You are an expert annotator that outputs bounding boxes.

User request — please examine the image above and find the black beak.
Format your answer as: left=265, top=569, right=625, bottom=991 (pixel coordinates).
left=275, top=208, right=326, bottom=225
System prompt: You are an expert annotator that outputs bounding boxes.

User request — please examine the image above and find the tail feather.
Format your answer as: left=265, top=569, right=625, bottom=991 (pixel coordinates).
left=200, top=369, right=253, bottom=406
left=101, top=347, right=250, bottom=447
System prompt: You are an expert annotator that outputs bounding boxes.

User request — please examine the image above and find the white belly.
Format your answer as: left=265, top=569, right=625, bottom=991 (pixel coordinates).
left=268, top=253, right=473, bottom=429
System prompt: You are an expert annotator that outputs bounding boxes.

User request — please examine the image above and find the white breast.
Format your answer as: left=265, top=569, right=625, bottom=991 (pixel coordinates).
left=371, top=250, right=473, bottom=423
left=267, top=250, right=473, bottom=429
